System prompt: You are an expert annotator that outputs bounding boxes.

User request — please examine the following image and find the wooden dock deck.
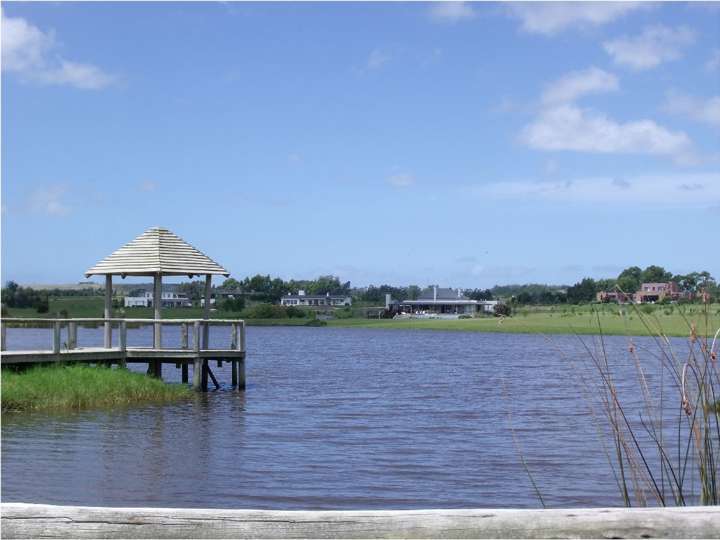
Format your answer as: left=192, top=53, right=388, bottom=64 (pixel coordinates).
left=0, top=318, right=246, bottom=391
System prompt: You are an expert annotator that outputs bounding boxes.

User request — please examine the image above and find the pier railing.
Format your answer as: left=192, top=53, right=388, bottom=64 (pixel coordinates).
left=0, top=317, right=246, bottom=354
left=0, top=318, right=247, bottom=391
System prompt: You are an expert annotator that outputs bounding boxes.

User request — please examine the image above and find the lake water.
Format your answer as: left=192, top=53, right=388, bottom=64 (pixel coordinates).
left=1, top=326, right=700, bottom=509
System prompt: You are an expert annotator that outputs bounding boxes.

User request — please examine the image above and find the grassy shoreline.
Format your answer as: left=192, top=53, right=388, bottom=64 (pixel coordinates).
left=1, top=365, right=192, bottom=413
left=326, top=307, right=720, bottom=338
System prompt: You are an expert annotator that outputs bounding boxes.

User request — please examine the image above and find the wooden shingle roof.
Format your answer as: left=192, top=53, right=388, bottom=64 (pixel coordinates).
left=85, top=227, right=229, bottom=277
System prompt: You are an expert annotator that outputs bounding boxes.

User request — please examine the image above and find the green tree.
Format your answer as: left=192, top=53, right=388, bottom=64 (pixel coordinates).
left=617, top=266, right=642, bottom=293
left=566, top=278, right=597, bottom=304
left=641, top=265, right=672, bottom=283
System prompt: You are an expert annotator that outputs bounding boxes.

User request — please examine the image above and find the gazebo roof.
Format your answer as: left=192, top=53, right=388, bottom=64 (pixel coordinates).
left=85, top=227, right=230, bottom=277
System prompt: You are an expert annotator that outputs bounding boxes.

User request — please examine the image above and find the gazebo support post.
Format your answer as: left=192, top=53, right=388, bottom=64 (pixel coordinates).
left=201, top=274, right=212, bottom=391
left=104, top=275, right=112, bottom=349
left=152, top=272, right=162, bottom=378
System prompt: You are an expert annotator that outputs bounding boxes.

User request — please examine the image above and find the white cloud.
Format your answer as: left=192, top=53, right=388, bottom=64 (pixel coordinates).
left=603, top=25, right=695, bottom=70
left=387, top=172, right=415, bottom=188
left=507, top=2, right=646, bottom=36
left=520, top=104, right=693, bottom=162
left=541, top=67, right=618, bottom=105
left=706, top=49, right=720, bottom=72
left=428, top=2, right=476, bottom=23
left=477, top=173, right=720, bottom=207
left=1, top=10, right=115, bottom=89
left=29, top=186, right=71, bottom=217
left=139, top=181, right=158, bottom=192
left=664, top=92, right=720, bottom=128
left=367, top=48, right=391, bottom=70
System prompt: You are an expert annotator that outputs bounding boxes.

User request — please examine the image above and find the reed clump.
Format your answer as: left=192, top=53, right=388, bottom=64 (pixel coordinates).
left=574, top=302, right=719, bottom=506
left=2, top=364, right=192, bottom=413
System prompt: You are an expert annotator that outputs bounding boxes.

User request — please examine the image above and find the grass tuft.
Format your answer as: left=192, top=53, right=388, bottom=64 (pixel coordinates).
left=2, top=364, right=192, bottom=413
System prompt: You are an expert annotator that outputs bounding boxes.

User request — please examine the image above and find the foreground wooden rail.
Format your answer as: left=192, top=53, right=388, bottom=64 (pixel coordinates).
left=0, top=318, right=246, bottom=391
left=1, top=503, right=718, bottom=539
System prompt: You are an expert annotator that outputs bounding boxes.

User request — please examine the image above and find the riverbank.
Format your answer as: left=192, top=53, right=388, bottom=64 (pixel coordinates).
left=1, top=365, right=191, bottom=413
left=327, top=307, right=720, bottom=338
left=2, top=503, right=718, bottom=539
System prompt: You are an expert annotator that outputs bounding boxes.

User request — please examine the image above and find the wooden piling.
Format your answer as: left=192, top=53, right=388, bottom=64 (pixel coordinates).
left=192, top=321, right=202, bottom=390
left=68, top=322, right=77, bottom=350
left=104, top=275, right=112, bottom=349
left=231, top=361, right=238, bottom=386
left=237, top=358, right=246, bottom=390
left=1, top=321, right=6, bottom=352
left=53, top=321, right=61, bottom=358
left=119, top=321, right=127, bottom=368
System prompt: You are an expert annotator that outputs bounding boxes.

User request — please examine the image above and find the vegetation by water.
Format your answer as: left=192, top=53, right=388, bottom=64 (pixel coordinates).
left=562, top=310, right=720, bottom=506
left=1, top=365, right=192, bottom=413
left=328, top=304, right=720, bottom=338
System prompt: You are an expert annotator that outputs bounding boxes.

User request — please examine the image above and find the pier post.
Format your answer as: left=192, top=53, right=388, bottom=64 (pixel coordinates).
left=53, top=321, right=61, bottom=358
left=1, top=321, right=6, bottom=352
left=152, top=273, right=162, bottom=378
left=237, top=358, right=246, bottom=390
left=68, top=322, right=77, bottom=350
left=232, top=360, right=238, bottom=386
left=119, top=321, right=127, bottom=368
left=104, top=275, right=112, bottom=348
left=181, top=323, right=189, bottom=384
left=192, top=321, right=202, bottom=390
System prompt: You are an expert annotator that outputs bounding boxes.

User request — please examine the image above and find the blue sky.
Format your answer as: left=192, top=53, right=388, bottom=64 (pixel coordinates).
left=2, top=1, right=719, bottom=288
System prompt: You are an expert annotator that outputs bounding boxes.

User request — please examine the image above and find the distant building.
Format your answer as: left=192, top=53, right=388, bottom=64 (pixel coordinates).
left=124, top=290, right=191, bottom=308
left=597, top=282, right=692, bottom=304
left=390, top=286, right=497, bottom=316
left=280, top=290, right=352, bottom=308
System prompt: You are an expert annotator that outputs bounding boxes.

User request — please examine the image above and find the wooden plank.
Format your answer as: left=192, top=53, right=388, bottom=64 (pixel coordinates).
left=2, top=503, right=719, bottom=540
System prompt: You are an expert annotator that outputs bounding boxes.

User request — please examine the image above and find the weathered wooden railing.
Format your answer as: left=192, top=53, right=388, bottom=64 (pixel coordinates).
left=0, top=318, right=246, bottom=391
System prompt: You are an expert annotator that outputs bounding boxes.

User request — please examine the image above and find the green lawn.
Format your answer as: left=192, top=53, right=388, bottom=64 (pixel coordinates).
left=1, top=364, right=192, bottom=413
left=327, top=304, right=720, bottom=338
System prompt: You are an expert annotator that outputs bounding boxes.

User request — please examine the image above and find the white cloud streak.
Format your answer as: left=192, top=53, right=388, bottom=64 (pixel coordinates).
left=387, top=173, right=415, bottom=188
left=29, top=186, right=71, bottom=217
left=367, top=48, right=391, bottom=70
left=507, top=2, right=646, bottom=36
left=428, top=2, right=476, bottom=23
left=477, top=173, right=720, bottom=207
left=1, top=10, right=115, bottom=89
left=521, top=104, right=692, bottom=160
left=541, top=67, right=618, bottom=105
left=603, top=25, right=695, bottom=70
left=664, top=92, right=720, bottom=128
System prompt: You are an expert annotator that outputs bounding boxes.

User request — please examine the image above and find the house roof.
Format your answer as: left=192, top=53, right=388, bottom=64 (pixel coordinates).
left=417, top=287, right=469, bottom=301
left=85, top=227, right=229, bottom=277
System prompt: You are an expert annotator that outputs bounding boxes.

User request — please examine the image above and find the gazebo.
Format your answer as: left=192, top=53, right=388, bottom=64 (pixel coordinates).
left=85, top=226, right=230, bottom=377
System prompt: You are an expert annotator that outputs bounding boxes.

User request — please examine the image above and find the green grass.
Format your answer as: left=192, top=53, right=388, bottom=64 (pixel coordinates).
left=5, top=296, right=245, bottom=320
left=327, top=304, right=720, bottom=338
left=1, top=364, right=192, bottom=413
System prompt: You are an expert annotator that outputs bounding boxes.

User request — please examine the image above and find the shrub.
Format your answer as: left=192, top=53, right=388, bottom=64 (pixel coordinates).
left=494, top=303, right=511, bottom=317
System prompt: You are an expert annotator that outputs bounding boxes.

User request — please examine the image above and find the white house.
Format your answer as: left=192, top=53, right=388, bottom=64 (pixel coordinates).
left=124, top=290, right=191, bottom=308
left=280, top=290, right=352, bottom=308
left=389, top=286, right=497, bottom=316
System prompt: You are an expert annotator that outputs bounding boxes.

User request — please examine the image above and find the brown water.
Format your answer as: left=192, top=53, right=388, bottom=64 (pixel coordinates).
left=0, top=326, right=700, bottom=509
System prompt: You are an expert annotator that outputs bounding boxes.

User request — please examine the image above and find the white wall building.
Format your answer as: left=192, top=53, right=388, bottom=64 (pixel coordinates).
left=124, top=291, right=191, bottom=308
left=280, top=290, right=352, bottom=307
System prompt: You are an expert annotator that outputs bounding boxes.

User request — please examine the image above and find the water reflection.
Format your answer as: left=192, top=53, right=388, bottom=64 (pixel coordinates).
left=1, top=326, right=698, bottom=509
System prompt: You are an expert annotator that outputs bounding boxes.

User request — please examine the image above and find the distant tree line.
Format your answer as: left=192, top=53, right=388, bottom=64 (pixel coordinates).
left=1, top=282, right=49, bottom=313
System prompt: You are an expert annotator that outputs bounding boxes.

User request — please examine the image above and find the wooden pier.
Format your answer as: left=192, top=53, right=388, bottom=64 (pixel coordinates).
left=0, top=317, right=246, bottom=392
